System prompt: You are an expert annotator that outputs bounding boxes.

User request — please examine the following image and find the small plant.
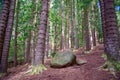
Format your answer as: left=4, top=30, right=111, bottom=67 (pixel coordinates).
left=30, top=64, right=47, bottom=75
left=101, top=53, right=120, bottom=77
left=101, top=53, right=107, bottom=60
left=50, top=52, right=56, bottom=57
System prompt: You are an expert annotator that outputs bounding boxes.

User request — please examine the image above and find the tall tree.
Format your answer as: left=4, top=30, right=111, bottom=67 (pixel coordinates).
left=100, top=0, right=120, bottom=61
left=25, top=31, right=31, bottom=63
left=34, top=0, right=49, bottom=65
left=84, top=7, right=91, bottom=51
left=66, top=0, right=71, bottom=49
left=73, top=0, right=77, bottom=49
left=0, top=0, right=10, bottom=65
left=14, top=0, right=20, bottom=66
left=1, top=0, right=15, bottom=73
left=61, top=0, right=65, bottom=50
left=31, top=0, right=39, bottom=65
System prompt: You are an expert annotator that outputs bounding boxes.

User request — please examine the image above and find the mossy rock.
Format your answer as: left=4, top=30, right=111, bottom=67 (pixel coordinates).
left=50, top=50, right=76, bottom=68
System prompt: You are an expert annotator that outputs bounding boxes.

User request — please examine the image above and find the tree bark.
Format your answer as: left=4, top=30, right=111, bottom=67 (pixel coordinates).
left=0, top=0, right=10, bottom=65
left=34, top=0, right=49, bottom=65
left=84, top=8, right=91, bottom=51
left=1, top=0, right=15, bottom=73
left=92, top=28, right=96, bottom=46
left=100, top=0, right=120, bottom=61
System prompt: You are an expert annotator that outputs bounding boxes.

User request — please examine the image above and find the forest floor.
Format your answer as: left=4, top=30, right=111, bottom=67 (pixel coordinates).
left=1, top=44, right=117, bottom=80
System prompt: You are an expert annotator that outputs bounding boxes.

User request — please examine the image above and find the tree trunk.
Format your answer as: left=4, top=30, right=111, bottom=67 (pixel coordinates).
left=61, top=0, right=65, bottom=50
left=14, top=0, right=20, bottom=66
left=31, top=0, right=39, bottom=65
left=100, top=0, right=120, bottom=61
left=54, top=25, right=57, bottom=52
left=45, top=3, right=50, bottom=58
left=25, top=31, right=31, bottom=63
left=0, top=0, right=10, bottom=65
left=34, top=0, right=49, bottom=65
left=82, top=10, right=86, bottom=47
left=66, top=0, right=71, bottom=49
left=45, top=20, right=50, bottom=58
left=1, top=0, right=15, bottom=73
left=84, top=8, right=91, bottom=51
left=92, top=28, right=96, bottom=46
left=73, top=0, right=77, bottom=49
left=88, top=9, right=93, bottom=49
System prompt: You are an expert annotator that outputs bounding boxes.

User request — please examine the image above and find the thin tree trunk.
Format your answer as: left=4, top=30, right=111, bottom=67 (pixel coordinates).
left=14, top=0, right=20, bottom=66
left=73, top=0, right=77, bottom=49
left=45, top=2, right=50, bottom=58
left=34, top=0, right=49, bottom=65
left=84, top=8, right=91, bottom=51
left=1, top=0, right=15, bottom=73
left=25, top=31, right=31, bottom=63
left=54, top=25, right=57, bottom=52
left=61, top=0, right=65, bottom=50
left=92, top=28, right=96, bottom=46
left=82, top=10, right=85, bottom=47
left=88, top=9, right=93, bottom=50
left=31, top=0, right=39, bottom=65
left=66, top=0, right=71, bottom=49
left=45, top=20, right=50, bottom=58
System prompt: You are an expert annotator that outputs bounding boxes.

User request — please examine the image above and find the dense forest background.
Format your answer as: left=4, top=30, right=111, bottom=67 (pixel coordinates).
left=0, top=0, right=120, bottom=79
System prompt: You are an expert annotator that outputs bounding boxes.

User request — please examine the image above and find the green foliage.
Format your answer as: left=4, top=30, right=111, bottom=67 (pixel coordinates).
left=0, top=0, right=2, bottom=12
left=115, top=0, right=120, bottom=6
left=101, top=53, right=107, bottom=60
left=9, top=0, right=42, bottom=62
left=112, top=61, right=120, bottom=71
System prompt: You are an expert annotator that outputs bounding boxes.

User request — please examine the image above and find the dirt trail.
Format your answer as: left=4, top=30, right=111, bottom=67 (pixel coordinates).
left=1, top=44, right=116, bottom=80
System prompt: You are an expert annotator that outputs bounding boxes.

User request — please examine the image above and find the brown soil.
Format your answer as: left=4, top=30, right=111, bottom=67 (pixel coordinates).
left=1, top=44, right=116, bottom=80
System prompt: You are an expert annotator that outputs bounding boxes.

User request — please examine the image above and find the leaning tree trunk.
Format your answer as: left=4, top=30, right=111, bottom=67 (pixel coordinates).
left=100, top=0, right=120, bottom=61
left=34, top=0, right=49, bottom=65
left=1, top=0, right=15, bottom=73
left=0, top=0, right=10, bottom=65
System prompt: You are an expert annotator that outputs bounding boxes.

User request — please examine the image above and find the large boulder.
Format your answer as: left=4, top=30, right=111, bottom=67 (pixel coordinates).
left=50, top=50, right=76, bottom=68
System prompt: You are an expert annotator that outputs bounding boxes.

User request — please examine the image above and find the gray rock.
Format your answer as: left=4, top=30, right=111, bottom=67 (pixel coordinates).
left=76, top=59, right=87, bottom=65
left=50, top=50, right=76, bottom=68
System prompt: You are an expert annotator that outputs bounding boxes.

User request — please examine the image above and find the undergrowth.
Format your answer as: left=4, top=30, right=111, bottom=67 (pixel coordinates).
left=30, top=64, right=47, bottom=75
left=101, top=54, right=120, bottom=77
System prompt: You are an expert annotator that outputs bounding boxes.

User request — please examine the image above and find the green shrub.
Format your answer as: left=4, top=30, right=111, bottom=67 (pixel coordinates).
left=50, top=52, right=56, bottom=57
